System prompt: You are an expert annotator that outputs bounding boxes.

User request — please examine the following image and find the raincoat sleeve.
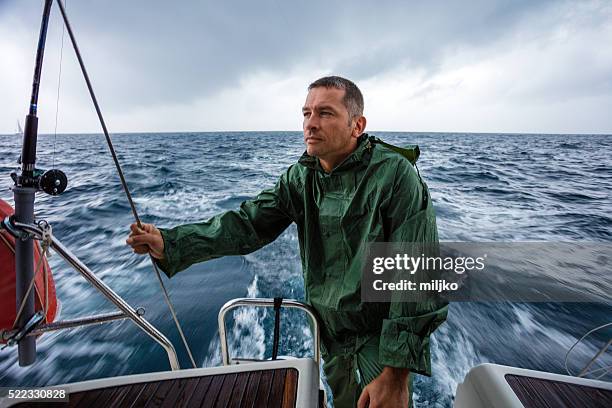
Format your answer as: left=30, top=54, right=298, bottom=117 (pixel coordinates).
left=155, top=169, right=295, bottom=278
left=378, top=161, right=449, bottom=376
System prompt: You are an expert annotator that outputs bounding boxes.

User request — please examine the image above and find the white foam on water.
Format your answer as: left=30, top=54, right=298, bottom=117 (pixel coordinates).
left=412, top=306, right=488, bottom=408
left=509, top=304, right=585, bottom=352
left=133, top=191, right=218, bottom=222
left=202, top=274, right=267, bottom=367
left=508, top=304, right=611, bottom=378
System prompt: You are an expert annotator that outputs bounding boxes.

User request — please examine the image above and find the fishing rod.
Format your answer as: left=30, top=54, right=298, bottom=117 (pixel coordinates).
left=6, top=0, right=195, bottom=368
left=11, top=0, right=67, bottom=367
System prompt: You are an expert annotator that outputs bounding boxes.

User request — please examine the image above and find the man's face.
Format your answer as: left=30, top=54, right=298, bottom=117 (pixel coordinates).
left=302, top=87, right=356, bottom=161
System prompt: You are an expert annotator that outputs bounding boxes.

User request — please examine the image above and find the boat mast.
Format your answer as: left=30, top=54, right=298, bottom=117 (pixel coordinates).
left=13, top=0, right=54, bottom=366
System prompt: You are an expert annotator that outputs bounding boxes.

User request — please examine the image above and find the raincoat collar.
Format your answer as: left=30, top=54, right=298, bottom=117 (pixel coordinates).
left=298, top=133, right=373, bottom=173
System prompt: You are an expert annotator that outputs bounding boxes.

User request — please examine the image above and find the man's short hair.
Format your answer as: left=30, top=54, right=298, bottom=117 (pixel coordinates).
left=308, top=76, right=364, bottom=121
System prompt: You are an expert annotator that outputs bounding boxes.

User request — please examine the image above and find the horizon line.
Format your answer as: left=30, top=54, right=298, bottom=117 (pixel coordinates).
left=2, top=130, right=612, bottom=137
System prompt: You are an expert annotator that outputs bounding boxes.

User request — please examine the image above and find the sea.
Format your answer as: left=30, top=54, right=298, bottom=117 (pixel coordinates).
left=1, top=131, right=611, bottom=407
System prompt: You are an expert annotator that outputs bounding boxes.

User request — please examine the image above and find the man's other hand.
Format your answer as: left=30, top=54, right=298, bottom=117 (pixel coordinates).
left=126, top=223, right=165, bottom=259
left=357, top=367, right=410, bottom=408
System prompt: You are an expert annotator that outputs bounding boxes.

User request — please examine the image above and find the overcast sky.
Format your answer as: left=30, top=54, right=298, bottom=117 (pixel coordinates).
left=1, top=0, right=611, bottom=134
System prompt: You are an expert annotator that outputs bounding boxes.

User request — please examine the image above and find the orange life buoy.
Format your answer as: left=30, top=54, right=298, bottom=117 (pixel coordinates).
left=0, top=199, right=58, bottom=342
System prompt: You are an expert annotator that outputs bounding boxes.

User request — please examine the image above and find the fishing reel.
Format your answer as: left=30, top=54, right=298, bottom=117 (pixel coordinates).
left=11, top=168, right=68, bottom=196
left=38, top=169, right=68, bottom=195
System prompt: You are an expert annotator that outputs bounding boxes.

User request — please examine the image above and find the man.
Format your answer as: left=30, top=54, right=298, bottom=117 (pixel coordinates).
left=127, top=76, right=448, bottom=407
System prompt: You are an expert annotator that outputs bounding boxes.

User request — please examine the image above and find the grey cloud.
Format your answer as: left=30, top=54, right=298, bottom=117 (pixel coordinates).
left=3, top=0, right=560, bottom=106
left=3, top=0, right=609, bottom=114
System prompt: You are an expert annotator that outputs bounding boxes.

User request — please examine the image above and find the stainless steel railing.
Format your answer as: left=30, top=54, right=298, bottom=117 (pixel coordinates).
left=565, top=321, right=612, bottom=380
left=5, top=220, right=180, bottom=370
left=218, top=297, right=321, bottom=368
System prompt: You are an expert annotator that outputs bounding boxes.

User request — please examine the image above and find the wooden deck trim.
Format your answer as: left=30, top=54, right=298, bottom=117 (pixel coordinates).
left=506, top=373, right=612, bottom=408
left=13, top=367, right=300, bottom=408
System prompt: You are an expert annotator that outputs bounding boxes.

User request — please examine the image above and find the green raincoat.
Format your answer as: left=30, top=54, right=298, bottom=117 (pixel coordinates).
left=157, top=134, right=448, bottom=407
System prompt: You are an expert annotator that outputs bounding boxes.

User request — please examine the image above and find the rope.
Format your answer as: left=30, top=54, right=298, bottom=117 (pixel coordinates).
left=55, top=0, right=196, bottom=368
left=39, top=220, right=52, bottom=321
left=0, top=232, right=12, bottom=254
left=13, top=245, right=48, bottom=328
left=594, top=365, right=612, bottom=380
left=52, top=0, right=67, bottom=170
left=149, top=255, right=197, bottom=368
left=43, top=247, right=49, bottom=320
left=579, top=362, right=612, bottom=380
left=0, top=231, right=35, bottom=328
left=1, top=222, right=51, bottom=331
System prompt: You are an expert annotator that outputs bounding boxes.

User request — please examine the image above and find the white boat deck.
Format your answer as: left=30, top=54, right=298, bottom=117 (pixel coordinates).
left=3, top=358, right=320, bottom=408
